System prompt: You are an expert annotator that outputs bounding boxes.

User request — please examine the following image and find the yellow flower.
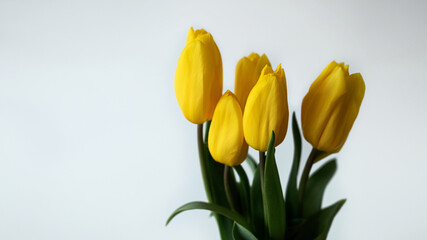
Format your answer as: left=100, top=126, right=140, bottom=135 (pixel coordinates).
left=174, top=27, right=223, bottom=124
left=301, top=61, right=365, bottom=153
left=234, top=53, right=271, bottom=110
left=243, top=64, right=289, bottom=152
left=208, top=91, right=248, bottom=166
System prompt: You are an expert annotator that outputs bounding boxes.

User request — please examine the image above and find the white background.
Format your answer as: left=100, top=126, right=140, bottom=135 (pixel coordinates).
left=1, top=0, right=426, bottom=239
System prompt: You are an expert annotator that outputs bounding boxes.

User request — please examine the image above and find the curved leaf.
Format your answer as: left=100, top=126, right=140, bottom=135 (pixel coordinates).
left=293, top=199, right=346, bottom=240
left=313, top=199, right=346, bottom=240
left=286, top=112, right=302, bottom=220
left=303, top=159, right=337, bottom=218
left=166, top=201, right=251, bottom=231
left=232, top=222, right=258, bottom=240
left=263, top=132, right=286, bottom=239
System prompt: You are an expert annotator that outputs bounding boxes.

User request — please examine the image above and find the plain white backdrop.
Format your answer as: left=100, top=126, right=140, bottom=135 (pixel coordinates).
left=1, top=0, right=427, bottom=239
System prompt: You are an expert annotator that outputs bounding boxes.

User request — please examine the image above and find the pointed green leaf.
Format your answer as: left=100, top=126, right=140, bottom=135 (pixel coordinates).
left=234, top=165, right=251, bottom=219
left=313, top=200, right=346, bottom=240
left=232, top=222, right=258, bottom=240
left=303, top=159, right=337, bottom=218
left=250, top=165, right=264, bottom=238
left=245, top=154, right=258, bottom=174
left=263, top=131, right=286, bottom=240
left=286, top=112, right=302, bottom=221
left=166, top=201, right=251, bottom=231
left=293, top=199, right=346, bottom=240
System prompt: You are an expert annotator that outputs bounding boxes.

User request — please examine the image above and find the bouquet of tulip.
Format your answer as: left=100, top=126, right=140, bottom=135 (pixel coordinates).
left=167, top=27, right=365, bottom=240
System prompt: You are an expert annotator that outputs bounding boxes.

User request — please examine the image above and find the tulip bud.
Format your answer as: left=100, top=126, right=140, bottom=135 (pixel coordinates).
left=208, top=90, right=248, bottom=166
left=234, top=53, right=271, bottom=110
left=301, top=61, right=365, bottom=153
left=175, top=27, right=223, bottom=124
left=243, top=64, right=289, bottom=152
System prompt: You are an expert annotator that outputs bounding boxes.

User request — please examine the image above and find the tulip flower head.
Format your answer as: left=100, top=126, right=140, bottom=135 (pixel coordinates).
left=234, top=53, right=271, bottom=110
left=175, top=27, right=223, bottom=124
left=208, top=90, right=248, bottom=166
left=243, top=64, right=289, bottom=152
left=301, top=61, right=365, bottom=153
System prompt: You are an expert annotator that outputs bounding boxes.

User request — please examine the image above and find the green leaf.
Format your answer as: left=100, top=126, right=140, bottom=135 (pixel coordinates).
left=234, top=165, right=251, bottom=219
left=232, top=222, right=258, bottom=240
left=312, top=200, right=346, bottom=240
left=285, top=112, right=303, bottom=221
left=166, top=201, right=251, bottom=231
left=245, top=154, right=258, bottom=174
left=293, top=199, right=346, bottom=240
left=250, top=165, right=264, bottom=238
left=263, top=131, right=286, bottom=240
left=303, top=159, right=337, bottom=218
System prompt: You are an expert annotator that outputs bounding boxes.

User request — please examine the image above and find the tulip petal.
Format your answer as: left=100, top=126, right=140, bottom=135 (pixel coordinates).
left=208, top=91, right=247, bottom=166
left=234, top=53, right=271, bottom=110
left=243, top=65, right=289, bottom=151
left=235, top=56, right=257, bottom=109
left=175, top=28, right=223, bottom=124
left=302, top=64, right=348, bottom=148
left=301, top=61, right=365, bottom=153
left=317, top=73, right=365, bottom=152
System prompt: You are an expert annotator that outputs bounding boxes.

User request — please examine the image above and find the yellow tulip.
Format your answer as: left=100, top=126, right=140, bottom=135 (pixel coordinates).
left=208, top=91, right=248, bottom=166
left=243, top=64, right=289, bottom=152
left=175, top=27, right=223, bottom=124
left=301, top=61, right=365, bottom=153
left=234, top=53, right=271, bottom=110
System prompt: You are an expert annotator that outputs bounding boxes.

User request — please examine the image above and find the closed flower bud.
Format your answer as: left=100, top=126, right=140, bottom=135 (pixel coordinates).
left=208, top=91, right=248, bottom=166
left=234, top=53, right=271, bottom=110
left=301, top=61, right=365, bottom=153
left=243, top=64, right=289, bottom=152
left=175, top=27, right=223, bottom=124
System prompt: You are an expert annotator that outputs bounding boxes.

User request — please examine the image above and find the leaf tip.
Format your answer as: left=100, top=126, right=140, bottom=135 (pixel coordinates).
left=165, top=215, right=173, bottom=226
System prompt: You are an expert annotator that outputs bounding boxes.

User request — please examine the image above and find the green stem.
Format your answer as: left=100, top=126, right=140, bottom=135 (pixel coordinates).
left=224, top=165, right=236, bottom=212
left=197, top=124, right=212, bottom=203
left=298, top=148, right=319, bottom=215
left=259, top=151, right=266, bottom=193
left=204, top=120, right=211, bottom=143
